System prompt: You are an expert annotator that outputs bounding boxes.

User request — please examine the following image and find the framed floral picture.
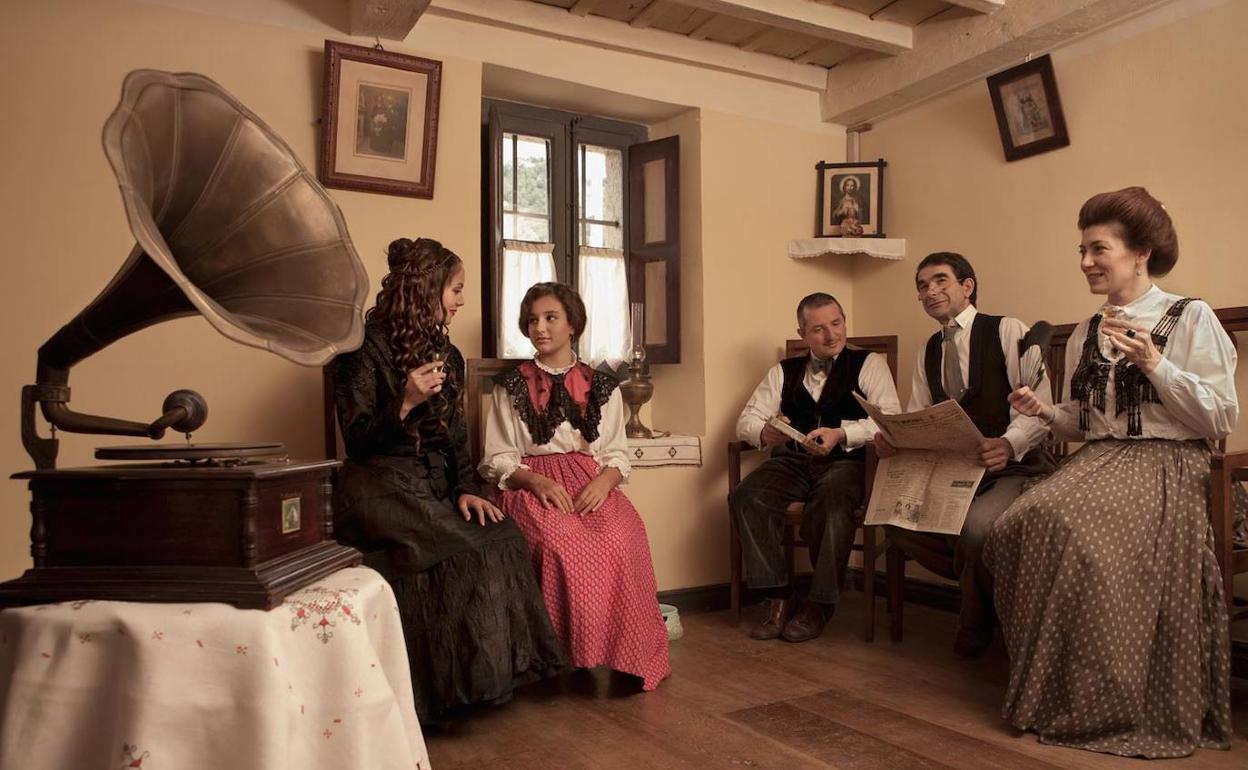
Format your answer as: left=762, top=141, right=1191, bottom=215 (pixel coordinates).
left=816, top=159, right=886, bottom=238
left=319, top=41, right=442, bottom=198
left=986, top=54, right=1070, bottom=162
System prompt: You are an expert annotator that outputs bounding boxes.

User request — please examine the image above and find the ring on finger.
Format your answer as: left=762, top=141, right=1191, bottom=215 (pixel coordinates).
left=1125, top=328, right=1137, bottom=339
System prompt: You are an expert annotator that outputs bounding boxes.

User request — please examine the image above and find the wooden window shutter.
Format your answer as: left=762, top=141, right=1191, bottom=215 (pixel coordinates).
left=627, top=136, right=680, bottom=364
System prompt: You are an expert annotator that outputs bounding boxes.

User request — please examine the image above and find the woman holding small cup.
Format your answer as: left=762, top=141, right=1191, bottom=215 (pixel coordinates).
left=330, top=237, right=562, bottom=723
left=985, top=188, right=1236, bottom=758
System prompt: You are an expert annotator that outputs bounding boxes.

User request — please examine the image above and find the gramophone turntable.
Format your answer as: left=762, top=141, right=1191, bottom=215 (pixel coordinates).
left=0, top=70, right=370, bottom=610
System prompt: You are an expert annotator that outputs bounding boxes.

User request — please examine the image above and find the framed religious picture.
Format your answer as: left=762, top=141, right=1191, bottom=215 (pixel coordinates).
left=986, top=54, right=1070, bottom=162
left=319, top=41, right=442, bottom=198
left=816, top=159, right=886, bottom=238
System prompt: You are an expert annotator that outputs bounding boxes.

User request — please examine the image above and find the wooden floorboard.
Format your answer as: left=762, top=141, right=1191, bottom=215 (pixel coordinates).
left=426, top=594, right=1248, bottom=769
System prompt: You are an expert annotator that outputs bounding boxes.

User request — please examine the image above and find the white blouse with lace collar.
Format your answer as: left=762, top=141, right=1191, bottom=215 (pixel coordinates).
left=478, top=359, right=632, bottom=490
left=1049, top=285, right=1237, bottom=442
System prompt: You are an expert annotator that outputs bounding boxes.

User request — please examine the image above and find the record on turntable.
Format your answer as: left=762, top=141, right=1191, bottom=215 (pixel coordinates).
left=2, top=70, right=373, bottom=610
left=95, top=441, right=287, bottom=462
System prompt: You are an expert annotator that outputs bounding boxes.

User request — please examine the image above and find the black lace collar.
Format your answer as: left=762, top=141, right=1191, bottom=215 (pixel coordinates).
left=1069, top=297, right=1193, bottom=436
left=497, top=362, right=619, bottom=445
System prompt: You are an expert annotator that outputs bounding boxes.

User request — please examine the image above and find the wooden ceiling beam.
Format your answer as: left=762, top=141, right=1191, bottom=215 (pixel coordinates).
left=944, top=0, right=1007, bottom=13
left=630, top=1, right=667, bottom=29
left=823, top=0, right=1172, bottom=125
left=348, top=0, right=432, bottom=41
left=673, top=0, right=912, bottom=55
left=426, top=0, right=828, bottom=90
left=568, top=0, right=602, bottom=17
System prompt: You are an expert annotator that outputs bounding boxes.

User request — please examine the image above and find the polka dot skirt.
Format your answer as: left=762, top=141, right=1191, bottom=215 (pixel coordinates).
left=984, top=439, right=1231, bottom=758
left=499, top=453, right=671, bottom=691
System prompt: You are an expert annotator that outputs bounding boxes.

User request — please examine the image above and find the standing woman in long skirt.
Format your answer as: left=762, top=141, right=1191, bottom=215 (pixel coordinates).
left=331, top=238, right=564, bottom=723
left=480, top=282, right=671, bottom=690
left=987, top=187, right=1236, bottom=758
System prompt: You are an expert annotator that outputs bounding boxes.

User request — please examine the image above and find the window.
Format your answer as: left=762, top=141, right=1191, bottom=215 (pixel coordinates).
left=484, top=101, right=679, bottom=365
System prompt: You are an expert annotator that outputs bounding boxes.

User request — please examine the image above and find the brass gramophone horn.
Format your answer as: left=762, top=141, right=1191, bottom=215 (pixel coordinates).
left=21, top=70, right=369, bottom=470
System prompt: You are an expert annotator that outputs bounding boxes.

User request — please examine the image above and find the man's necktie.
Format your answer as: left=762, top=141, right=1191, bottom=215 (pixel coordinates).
left=942, top=325, right=965, bottom=401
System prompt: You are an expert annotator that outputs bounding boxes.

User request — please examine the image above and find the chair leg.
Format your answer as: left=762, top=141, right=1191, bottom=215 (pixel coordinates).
left=887, top=543, right=904, bottom=643
left=729, top=514, right=743, bottom=623
left=862, top=525, right=876, bottom=643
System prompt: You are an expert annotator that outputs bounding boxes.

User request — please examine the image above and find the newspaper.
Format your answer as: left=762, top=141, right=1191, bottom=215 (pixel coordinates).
left=853, top=393, right=987, bottom=535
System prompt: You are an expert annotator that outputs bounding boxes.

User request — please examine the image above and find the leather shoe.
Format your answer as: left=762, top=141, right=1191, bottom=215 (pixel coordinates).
left=781, top=600, right=831, bottom=643
left=749, top=596, right=796, bottom=640
left=953, top=625, right=994, bottom=658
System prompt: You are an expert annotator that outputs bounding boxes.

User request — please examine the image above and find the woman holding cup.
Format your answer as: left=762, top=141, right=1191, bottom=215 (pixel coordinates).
left=330, top=237, right=563, bottom=723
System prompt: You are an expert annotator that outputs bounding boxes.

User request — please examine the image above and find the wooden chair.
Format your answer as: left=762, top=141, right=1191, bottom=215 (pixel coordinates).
left=883, top=305, right=1248, bottom=640
left=727, top=335, right=899, bottom=643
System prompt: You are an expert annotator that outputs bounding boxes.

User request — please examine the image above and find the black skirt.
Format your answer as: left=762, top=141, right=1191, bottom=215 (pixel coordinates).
left=336, top=453, right=564, bottom=722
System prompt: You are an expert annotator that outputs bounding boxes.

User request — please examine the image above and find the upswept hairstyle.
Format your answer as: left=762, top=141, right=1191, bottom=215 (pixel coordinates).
left=518, top=282, right=588, bottom=342
left=915, top=252, right=978, bottom=305
left=795, top=292, right=845, bottom=330
left=1077, top=186, right=1178, bottom=277
left=367, top=237, right=462, bottom=375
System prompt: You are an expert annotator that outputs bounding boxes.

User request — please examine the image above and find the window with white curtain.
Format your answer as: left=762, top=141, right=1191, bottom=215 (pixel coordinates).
left=484, top=101, right=647, bottom=366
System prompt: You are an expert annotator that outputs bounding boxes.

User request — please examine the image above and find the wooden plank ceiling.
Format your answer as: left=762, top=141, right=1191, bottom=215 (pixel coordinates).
left=522, top=0, right=996, bottom=68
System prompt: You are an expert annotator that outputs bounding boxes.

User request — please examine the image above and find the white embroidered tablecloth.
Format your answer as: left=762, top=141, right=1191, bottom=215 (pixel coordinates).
left=0, top=567, right=428, bottom=770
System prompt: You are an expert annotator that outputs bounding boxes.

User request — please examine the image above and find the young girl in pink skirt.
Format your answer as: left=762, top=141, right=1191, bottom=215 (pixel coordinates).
left=480, top=282, right=671, bottom=691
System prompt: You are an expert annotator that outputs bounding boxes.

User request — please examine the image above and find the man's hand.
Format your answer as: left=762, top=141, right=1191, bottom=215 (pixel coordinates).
left=760, top=415, right=792, bottom=448
left=457, top=493, right=505, bottom=526
left=977, top=437, right=1013, bottom=473
left=872, top=432, right=897, bottom=459
left=1008, top=386, right=1054, bottom=423
left=803, top=427, right=846, bottom=457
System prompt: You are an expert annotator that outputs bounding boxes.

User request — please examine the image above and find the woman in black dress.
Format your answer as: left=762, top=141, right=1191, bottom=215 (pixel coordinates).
left=330, top=237, right=563, bottom=723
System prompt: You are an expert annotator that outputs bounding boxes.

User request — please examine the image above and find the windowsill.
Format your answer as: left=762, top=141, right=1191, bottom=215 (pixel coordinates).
left=626, top=434, right=701, bottom=468
left=788, top=237, right=906, bottom=261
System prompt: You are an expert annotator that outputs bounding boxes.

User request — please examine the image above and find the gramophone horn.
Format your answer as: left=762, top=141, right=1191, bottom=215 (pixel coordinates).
left=23, top=70, right=370, bottom=469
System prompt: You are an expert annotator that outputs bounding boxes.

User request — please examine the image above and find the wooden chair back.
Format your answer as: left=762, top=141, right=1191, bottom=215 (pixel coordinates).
left=464, top=358, right=525, bottom=469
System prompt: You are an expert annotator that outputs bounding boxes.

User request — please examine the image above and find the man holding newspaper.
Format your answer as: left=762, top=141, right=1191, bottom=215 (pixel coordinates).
left=874, top=252, right=1056, bottom=658
left=731, top=293, right=901, bottom=643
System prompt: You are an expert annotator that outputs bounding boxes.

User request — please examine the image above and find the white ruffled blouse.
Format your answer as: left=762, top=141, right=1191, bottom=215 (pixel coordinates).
left=478, top=356, right=633, bottom=490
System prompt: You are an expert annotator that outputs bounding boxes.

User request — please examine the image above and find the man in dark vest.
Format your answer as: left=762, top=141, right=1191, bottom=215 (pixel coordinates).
left=876, top=252, right=1055, bottom=657
left=731, top=293, right=900, bottom=642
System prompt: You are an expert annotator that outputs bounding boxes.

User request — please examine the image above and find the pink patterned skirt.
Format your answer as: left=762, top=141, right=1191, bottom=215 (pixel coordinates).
left=498, top=452, right=671, bottom=691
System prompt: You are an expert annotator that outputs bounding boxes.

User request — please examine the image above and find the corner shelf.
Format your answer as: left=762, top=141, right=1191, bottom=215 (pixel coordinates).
left=788, top=237, right=906, bottom=261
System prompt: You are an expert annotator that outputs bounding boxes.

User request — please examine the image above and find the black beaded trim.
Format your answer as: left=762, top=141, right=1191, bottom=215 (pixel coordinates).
left=1070, top=297, right=1195, bottom=436
left=498, top=364, right=619, bottom=445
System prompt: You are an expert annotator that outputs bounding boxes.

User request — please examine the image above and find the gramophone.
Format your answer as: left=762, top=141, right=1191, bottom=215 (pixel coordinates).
left=0, top=71, right=370, bottom=609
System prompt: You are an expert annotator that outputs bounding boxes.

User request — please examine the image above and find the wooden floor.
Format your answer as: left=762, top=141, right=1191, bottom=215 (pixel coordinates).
left=426, top=596, right=1248, bottom=769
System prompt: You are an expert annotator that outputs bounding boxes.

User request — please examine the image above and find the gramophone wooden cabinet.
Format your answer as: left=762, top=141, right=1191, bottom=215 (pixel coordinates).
left=0, top=460, right=361, bottom=609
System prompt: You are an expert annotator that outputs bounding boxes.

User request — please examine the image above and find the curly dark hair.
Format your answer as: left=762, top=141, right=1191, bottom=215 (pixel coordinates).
left=1078, top=186, right=1179, bottom=277
left=366, top=237, right=463, bottom=438
left=518, top=282, right=588, bottom=342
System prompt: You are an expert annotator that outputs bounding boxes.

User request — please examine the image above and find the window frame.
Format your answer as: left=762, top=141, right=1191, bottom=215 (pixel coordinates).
left=482, top=99, right=646, bottom=358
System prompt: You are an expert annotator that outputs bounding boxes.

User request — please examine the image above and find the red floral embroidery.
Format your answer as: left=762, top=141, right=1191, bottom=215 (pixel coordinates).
left=236, top=645, right=248, bottom=655
left=120, top=743, right=149, bottom=768
left=150, top=631, right=163, bottom=641
left=323, top=729, right=333, bottom=739
left=354, top=687, right=363, bottom=698
left=78, top=633, right=93, bottom=644
left=195, top=640, right=204, bottom=648
left=286, top=587, right=361, bottom=644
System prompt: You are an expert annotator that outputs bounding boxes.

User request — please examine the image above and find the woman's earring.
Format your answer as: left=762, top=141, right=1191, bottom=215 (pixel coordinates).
left=1135, top=266, right=1143, bottom=276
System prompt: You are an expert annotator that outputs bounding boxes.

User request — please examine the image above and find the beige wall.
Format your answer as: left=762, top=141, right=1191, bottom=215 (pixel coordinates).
left=0, top=0, right=844, bottom=590
left=855, top=0, right=1248, bottom=415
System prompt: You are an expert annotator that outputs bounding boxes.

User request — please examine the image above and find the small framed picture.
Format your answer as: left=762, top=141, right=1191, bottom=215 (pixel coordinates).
left=319, top=40, right=442, bottom=198
left=986, top=54, right=1070, bottom=162
left=816, top=159, right=886, bottom=238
